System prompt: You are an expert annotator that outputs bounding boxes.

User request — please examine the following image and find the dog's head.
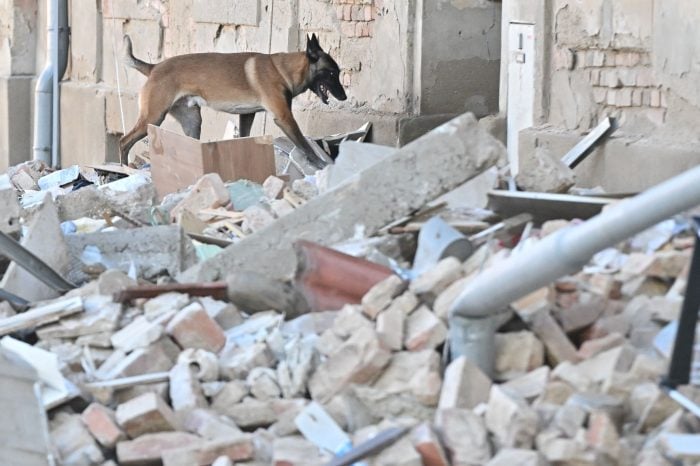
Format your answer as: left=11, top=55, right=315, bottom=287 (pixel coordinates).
left=306, top=34, right=347, bottom=104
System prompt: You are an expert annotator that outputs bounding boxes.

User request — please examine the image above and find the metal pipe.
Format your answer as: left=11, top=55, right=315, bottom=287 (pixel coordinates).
left=33, top=0, right=69, bottom=167
left=52, top=0, right=69, bottom=168
left=449, top=165, right=700, bottom=364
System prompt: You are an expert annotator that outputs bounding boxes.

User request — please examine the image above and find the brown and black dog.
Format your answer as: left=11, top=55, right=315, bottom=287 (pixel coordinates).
left=119, top=34, right=347, bottom=168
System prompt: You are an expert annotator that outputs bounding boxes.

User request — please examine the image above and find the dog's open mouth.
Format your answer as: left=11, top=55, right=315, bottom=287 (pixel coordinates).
left=316, top=82, right=329, bottom=104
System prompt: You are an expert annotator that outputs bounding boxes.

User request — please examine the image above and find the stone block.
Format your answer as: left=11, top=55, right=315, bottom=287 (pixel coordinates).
left=71, top=0, right=102, bottom=82
left=0, top=76, right=33, bottom=170
left=272, top=436, right=329, bottom=466
left=502, top=366, right=550, bottom=401
left=161, top=435, right=255, bottom=466
left=247, top=367, right=282, bottom=401
left=435, top=408, right=492, bottom=465
left=376, top=304, right=405, bottom=351
left=170, top=173, right=230, bottom=222
left=404, top=306, right=447, bottom=351
left=486, top=448, right=547, bottom=466
left=516, top=145, right=575, bottom=193
left=191, top=0, right=260, bottom=25
left=115, top=392, right=179, bottom=438
left=60, top=83, right=110, bottom=167
left=485, top=386, right=539, bottom=449
left=99, top=340, right=176, bottom=379
left=495, top=331, right=545, bottom=381
left=110, top=315, right=165, bottom=353
left=81, top=403, right=126, bottom=448
left=309, top=326, right=391, bottom=402
left=211, top=381, right=249, bottom=412
left=373, top=350, right=442, bottom=406
left=116, top=432, right=202, bottom=466
left=166, top=302, right=226, bottom=353
left=409, top=257, right=463, bottom=305
left=50, top=413, right=104, bottom=465
left=181, top=409, right=242, bottom=440
left=361, top=275, right=407, bottom=319
left=219, top=342, right=276, bottom=380
left=511, top=288, right=579, bottom=365
left=438, top=355, right=492, bottom=410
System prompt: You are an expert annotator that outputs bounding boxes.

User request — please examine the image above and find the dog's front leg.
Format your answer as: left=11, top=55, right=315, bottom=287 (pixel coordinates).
left=265, top=101, right=326, bottom=169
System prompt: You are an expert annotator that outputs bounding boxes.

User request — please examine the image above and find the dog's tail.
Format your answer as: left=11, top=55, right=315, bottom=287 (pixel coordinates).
left=123, top=35, right=155, bottom=76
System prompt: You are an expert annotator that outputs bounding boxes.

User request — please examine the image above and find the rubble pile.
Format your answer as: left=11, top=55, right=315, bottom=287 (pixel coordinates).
left=2, top=209, right=699, bottom=464
left=0, top=115, right=698, bottom=465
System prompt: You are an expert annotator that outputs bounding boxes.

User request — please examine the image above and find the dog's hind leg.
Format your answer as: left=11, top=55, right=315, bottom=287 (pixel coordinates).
left=119, top=84, right=173, bottom=165
left=169, top=100, right=202, bottom=139
left=239, top=113, right=255, bottom=138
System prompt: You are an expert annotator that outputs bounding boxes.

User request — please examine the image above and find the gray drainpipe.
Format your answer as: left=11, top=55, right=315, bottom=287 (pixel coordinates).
left=33, top=0, right=69, bottom=167
left=448, top=165, right=700, bottom=376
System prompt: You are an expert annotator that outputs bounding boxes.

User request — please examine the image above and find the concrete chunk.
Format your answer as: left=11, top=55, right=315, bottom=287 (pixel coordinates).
left=438, top=355, right=492, bottom=410
left=409, top=257, right=463, bottom=305
left=373, top=350, right=442, bottom=406
left=309, top=326, right=391, bottom=403
left=161, top=435, right=255, bottom=466
left=486, top=448, right=547, bottom=466
left=116, top=432, right=202, bottom=466
left=64, top=225, right=197, bottom=282
left=435, top=408, right=492, bottom=465
left=485, top=386, right=539, bottom=449
left=362, top=275, right=407, bottom=319
left=404, top=306, right=447, bottom=351
left=1, top=196, right=69, bottom=302
left=495, top=331, right=545, bottom=381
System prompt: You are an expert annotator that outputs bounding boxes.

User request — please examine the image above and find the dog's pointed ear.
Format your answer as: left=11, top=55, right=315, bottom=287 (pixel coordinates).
left=306, top=33, right=322, bottom=62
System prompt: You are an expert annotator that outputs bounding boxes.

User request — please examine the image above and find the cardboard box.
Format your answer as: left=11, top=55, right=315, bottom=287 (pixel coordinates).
left=148, top=125, right=276, bottom=199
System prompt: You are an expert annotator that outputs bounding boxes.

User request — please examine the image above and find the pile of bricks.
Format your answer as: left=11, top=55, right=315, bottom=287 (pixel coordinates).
left=20, top=217, right=699, bottom=465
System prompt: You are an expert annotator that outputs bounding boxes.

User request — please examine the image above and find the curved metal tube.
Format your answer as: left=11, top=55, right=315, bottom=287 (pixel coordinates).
left=448, top=164, right=700, bottom=367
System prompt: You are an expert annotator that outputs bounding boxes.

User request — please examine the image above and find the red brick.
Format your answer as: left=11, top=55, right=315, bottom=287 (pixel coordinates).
left=411, top=422, right=449, bottom=466
left=115, top=392, right=179, bottom=438
left=81, top=403, right=126, bottom=448
left=161, top=435, right=255, bottom=466
left=166, top=302, right=226, bottom=353
left=116, top=432, right=202, bottom=465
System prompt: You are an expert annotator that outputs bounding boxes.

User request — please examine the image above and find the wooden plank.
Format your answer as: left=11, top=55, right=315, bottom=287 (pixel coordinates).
left=203, top=135, right=276, bottom=185
left=198, top=208, right=246, bottom=221
left=148, top=125, right=206, bottom=200
left=0, top=297, right=83, bottom=336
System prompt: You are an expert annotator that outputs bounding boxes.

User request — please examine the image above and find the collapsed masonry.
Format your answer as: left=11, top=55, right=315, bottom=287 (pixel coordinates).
left=0, top=113, right=699, bottom=466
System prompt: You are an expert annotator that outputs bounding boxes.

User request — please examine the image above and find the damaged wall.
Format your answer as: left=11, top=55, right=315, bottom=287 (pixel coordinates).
left=0, top=0, right=502, bottom=170
left=502, top=0, right=700, bottom=192
left=418, top=0, right=501, bottom=117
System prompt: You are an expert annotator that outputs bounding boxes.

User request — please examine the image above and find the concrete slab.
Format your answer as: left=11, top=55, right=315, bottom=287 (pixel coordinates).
left=0, top=196, right=70, bottom=302
left=520, top=128, right=700, bottom=193
left=179, top=112, right=503, bottom=283
left=64, top=225, right=197, bottom=283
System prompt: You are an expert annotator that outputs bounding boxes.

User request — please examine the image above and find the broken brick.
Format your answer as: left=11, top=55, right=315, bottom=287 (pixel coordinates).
left=115, top=392, right=179, bottom=438
left=81, top=402, right=126, bottom=448
left=404, top=305, right=447, bottom=351
left=438, top=355, right=492, bottom=410
left=166, top=302, right=226, bottom=353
